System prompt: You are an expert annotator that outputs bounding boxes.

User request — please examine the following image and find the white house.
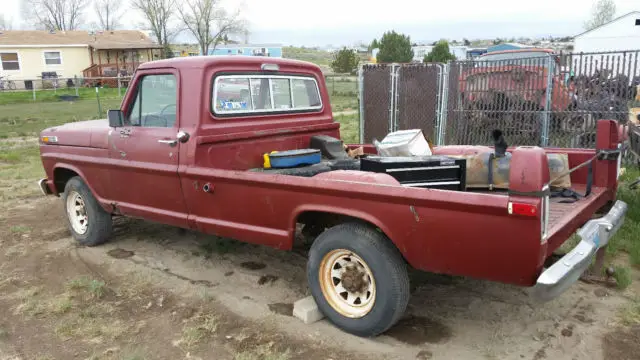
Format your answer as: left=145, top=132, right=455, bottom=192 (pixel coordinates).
left=573, top=11, right=640, bottom=53
left=571, top=11, right=640, bottom=79
left=411, top=45, right=468, bottom=62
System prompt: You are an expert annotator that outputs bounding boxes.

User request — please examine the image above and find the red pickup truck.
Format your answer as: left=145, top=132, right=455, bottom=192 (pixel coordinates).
left=37, top=56, right=627, bottom=337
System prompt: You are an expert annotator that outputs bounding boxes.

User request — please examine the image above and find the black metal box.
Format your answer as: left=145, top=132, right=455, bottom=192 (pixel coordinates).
left=360, top=156, right=466, bottom=190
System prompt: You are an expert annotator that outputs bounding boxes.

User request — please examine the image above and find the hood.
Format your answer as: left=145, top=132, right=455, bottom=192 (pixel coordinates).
left=40, top=119, right=111, bottom=148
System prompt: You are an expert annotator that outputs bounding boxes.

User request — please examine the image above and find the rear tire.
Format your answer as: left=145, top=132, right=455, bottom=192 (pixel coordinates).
left=62, top=176, right=112, bottom=246
left=307, top=222, right=410, bottom=337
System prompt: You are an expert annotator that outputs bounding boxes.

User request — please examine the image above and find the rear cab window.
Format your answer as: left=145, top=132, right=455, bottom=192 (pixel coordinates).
left=211, top=75, right=322, bottom=116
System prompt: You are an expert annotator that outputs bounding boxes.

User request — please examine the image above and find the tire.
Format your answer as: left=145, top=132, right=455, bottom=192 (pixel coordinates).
left=307, top=222, right=410, bottom=337
left=62, top=176, right=112, bottom=246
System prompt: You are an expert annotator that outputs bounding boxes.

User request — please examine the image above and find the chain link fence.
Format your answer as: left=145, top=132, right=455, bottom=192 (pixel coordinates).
left=359, top=50, right=640, bottom=153
left=0, top=76, right=129, bottom=138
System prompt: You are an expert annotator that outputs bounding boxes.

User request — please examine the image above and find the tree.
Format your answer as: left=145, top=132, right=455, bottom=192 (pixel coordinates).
left=21, top=0, right=88, bottom=30
left=376, top=31, right=413, bottom=63
left=177, top=0, right=243, bottom=56
left=423, top=40, right=456, bottom=63
left=463, top=38, right=471, bottom=46
left=0, top=14, right=11, bottom=30
left=330, top=47, right=359, bottom=74
left=94, top=0, right=122, bottom=30
left=368, top=38, right=379, bottom=51
left=131, top=0, right=177, bottom=58
left=584, top=0, right=616, bottom=30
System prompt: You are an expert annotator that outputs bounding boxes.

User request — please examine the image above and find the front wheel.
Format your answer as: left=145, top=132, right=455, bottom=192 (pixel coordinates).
left=307, top=222, right=410, bottom=337
left=62, top=176, right=113, bottom=246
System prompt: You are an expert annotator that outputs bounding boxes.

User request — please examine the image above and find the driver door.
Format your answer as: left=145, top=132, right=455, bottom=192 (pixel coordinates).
left=108, top=70, right=189, bottom=227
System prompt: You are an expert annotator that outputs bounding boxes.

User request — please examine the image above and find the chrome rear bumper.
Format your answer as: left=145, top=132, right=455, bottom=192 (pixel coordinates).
left=38, top=178, right=52, bottom=195
left=532, top=200, right=627, bottom=301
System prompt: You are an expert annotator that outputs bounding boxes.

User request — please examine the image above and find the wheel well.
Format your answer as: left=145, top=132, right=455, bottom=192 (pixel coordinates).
left=295, top=210, right=408, bottom=264
left=296, top=210, right=389, bottom=241
left=53, top=168, right=79, bottom=193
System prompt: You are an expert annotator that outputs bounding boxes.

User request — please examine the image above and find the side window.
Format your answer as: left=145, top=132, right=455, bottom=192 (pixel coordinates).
left=212, top=75, right=321, bottom=115
left=127, top=74, right=177, bottom=128
left=292, top=78, right=321, bottom=108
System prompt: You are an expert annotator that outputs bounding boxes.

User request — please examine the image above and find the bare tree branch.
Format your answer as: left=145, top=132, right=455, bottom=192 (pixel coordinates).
left=21, top=0, right=89, bottom=31
left=584, top=0, right=616, bottom=30
left=94, top=0, right=122, bottom=30
left=131, top=0, right=177, bottom=56
left=177, top=0, right=244, bottom=56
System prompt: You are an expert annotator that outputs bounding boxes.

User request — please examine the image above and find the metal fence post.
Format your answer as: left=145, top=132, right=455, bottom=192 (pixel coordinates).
left=74, top=75, right=79, bottom=97
left=438, top=63, right=450, bottom=145
left=32, top=83, right=36, bottom=101
left=95, top=86, right=102, bottom=118
left=117, top=74, right=122, bottom=97
left=393, top=65, right=401, bottom=131
left=388, top=64, right=396, bottom=133
left=358, top=65, right=365, bottom=144
left=541, top=54, right=555, bottom=147
left=434, top=63, right=443, bottom=143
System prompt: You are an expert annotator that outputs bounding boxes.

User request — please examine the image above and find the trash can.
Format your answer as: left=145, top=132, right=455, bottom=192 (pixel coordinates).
left=24, top=80, right=33, bottom=90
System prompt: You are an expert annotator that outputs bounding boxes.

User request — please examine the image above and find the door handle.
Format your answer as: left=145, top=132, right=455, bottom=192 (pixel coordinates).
left=158, top=139, right=178, bottom=147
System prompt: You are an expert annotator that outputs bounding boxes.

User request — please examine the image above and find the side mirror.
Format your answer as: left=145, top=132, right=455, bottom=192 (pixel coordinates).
left=108, top=109, right=123, bottom=127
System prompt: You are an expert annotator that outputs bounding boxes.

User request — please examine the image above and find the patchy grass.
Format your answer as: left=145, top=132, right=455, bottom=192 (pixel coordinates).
left=614, top=266, right=633, bottom=290
left=234, top=344, right=291, bottom=360
left=0, top=87, right=123, bottom=105
left=0, top=97, right=122, bottom=137
left=9, top=225, right=30, bottom=234
left=608, top=167, right=640, bottom=266
left=66, top=276, right=106, bottom=299
left=0, top=139, right=46, bottom=202
left=178, top=314, right=218, bottom=349
left=334, top=113, right=360, bottom=144
left=620, top=297, right=640, bottom=325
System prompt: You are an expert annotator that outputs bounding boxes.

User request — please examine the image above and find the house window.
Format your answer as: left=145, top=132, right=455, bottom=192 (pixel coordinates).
left=44, top=51, right=62, bottom=65
left=636, top=19, right=640, bottom=26
left=0, top=53, right=20, bottom=70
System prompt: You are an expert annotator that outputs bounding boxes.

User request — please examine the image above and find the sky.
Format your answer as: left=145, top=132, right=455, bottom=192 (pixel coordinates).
left=2, top=0, right=639, bottom=46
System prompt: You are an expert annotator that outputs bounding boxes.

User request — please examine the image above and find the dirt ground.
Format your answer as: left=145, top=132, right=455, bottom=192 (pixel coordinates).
left=1, top=196, right=639, bottom=360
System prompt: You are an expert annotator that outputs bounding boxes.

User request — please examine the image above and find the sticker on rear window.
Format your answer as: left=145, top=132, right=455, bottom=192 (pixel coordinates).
left=219, top=100, right=248, bottom=110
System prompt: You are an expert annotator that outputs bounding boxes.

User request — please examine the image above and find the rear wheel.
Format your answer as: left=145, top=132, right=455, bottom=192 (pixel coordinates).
left=307, top=223, right=410, bottom=337
left=62, top=176, right=112, bottom=246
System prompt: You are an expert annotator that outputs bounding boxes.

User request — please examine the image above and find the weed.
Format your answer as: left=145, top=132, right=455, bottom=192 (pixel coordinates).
left=179, top=314, right=217, bottom=349
left=620, top=297, right=640, bottom=325
left=614, top=266, right=633, bottom=290
left=234, top=344, right=291, bottom=360
left=0, top=327, right=8, bottom=338
left=66, top=276, right=106, bottom=298
left=50, top=295, right=73, bottom=315
left=9, top=225, right=30, bottom=234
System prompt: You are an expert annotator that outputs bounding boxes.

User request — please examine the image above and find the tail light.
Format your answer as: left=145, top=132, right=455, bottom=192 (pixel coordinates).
left=508, top=184, right=550, bottom=242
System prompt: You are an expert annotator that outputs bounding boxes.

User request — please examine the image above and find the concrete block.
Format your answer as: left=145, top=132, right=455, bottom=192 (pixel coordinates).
left=293, top=296, right=325, bottom=324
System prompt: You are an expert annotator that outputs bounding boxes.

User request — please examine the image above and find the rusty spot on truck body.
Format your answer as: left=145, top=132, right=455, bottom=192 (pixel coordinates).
left=410, top=206, right=420, bottom=222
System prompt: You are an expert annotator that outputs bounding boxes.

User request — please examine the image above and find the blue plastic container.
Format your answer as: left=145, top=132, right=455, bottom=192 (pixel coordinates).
left=268, top=149, right=321, bottom=168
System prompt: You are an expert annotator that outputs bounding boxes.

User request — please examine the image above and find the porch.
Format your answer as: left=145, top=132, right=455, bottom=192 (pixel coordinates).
left=82, top=47, right=161, bottom=79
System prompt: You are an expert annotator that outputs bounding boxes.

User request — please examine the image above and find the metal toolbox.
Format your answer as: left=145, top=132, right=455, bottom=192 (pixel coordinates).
left=360, top=156, right=467, bottom=190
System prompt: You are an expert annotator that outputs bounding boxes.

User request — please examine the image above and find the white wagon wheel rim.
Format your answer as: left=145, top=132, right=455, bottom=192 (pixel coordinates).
left=319, top=249, right=376, bottom=318
left=66, top=191, right=88, bottom=235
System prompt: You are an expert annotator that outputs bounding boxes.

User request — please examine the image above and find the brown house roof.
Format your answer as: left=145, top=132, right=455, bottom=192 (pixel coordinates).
left=0, top=30, right=162, bottom=49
